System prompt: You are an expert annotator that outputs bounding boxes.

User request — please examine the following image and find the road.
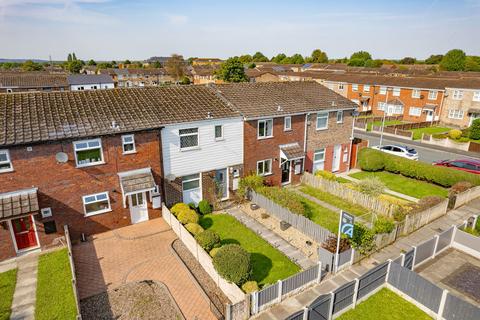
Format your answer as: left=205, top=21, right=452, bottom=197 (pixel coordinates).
left=355, top=131, right=480, bottom=164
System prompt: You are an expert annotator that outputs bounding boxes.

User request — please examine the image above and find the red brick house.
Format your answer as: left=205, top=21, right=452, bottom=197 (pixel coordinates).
left=215, top=82, right=356, bottom=186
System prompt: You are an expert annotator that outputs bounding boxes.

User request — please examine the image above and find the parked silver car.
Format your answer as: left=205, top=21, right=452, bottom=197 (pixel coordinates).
left=371, top=145, right=419, bottom=161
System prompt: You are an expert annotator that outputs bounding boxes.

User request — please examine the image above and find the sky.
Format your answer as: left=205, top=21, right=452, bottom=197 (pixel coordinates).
left=1, top=0, right=480, bottom=61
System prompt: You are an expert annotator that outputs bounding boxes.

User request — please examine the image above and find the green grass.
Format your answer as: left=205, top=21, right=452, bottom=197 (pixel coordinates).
left=367, top=120, right=404, bottom=131
left=35, top=249, right=77, bottom=320
left=336, top=176, right=351, bottom=184
left=410, top=126, right=451, bottom=140
left=337, top=288, right=432, bottom=320
left=349, top=171, right=449, bottom=199
left=0, top=269, right=17, bottom=320
left=301, top=197, right=339, bottom=233
left=199, top=214, right=300, bottom=286
left=300, top=185, right=370, bottom=218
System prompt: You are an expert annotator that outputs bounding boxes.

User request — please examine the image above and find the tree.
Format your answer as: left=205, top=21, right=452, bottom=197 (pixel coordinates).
left=67, top=53, right=72, bottom=62
left=247, top=62, right=256, bottom=69
left=239, top=54, right=253, bottom=64
left=464, top=56, right=480, bottom=72
left=289, top=53, right=305, bottom=64
left=97, top=62, right=113, bottom=69
left=66, top=60, right=83, bottom=73
left=347, top=58, right=365, bottom=67
left=439, top=49, right=466, bottom=71
left=364, top=59, right=383, bottom=68
left=124, top=59, right=131, bottom=65
left=152, top=61, right=162, bottom=68
left=21, top=60, right=43, bottom=71
left=111, top=60, right=117, bottom=66
left=179, top=75, right=191, bottom=85
left=399, top=57, right=416, bottom=64
left=309, top=49, right=328, bottom=63
left=165, top=54, right=185, bottom=81
left=425, top=54, right=443, bottom=64
left=87, top=59, right=96, bottom=66
left=72, top=53, right=77, bottom=61
left=470, top=119, right=480, bottom=140
left=271, top=53, right=286, bottom=63
left=252, top=52, right=268, bottom=62
left=216, top=57, right=248, bottom=83
left=350, top=51, right=372, bottom=61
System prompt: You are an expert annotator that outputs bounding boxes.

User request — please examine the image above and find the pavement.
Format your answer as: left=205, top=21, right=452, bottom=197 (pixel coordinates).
left=226, top=207, right=316, bottom=270
left=355, top=130, right=480, bottom=164
left=9, top=253, right=39, bottom=320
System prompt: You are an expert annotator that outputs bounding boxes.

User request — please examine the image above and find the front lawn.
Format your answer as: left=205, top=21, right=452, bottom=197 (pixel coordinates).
left=35, top=249, right=77, bottom=320
left=199, top=214, right=300, bottom=286
left=349, top=171, right=449, bottom=199
left=0, top=269, right=17, bottom=320
left=337, top=288, right=432, bottom=320
left=367, top=120, right=404, bottom=131
left=301, top=197, right=339, bottom=233
left=410, top=126, right=451, bottom=140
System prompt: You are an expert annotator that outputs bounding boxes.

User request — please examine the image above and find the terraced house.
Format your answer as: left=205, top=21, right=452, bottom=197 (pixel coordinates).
left=441, top=79, right=480, bottom=128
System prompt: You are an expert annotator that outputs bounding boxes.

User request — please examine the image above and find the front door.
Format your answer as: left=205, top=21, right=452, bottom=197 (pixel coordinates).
left=281, top=159, right=291, bottom=185
left=11, top=215, right=38, bottom=251
left=215, top=168, right=228, bottom=200
left=425, top=110, right=434, bottom=122
left=129, top=192, right=149, bottom=224
left=332, top=145, right=342, bottom=172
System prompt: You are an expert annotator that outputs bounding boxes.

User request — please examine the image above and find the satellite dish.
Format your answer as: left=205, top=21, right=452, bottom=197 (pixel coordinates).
left=55, top=152, right=68, bottom=163
left=166, top=174, right=177, bottom=182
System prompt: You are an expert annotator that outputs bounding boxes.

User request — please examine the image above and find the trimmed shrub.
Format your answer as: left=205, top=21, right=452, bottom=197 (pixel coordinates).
left=238, top=175, right=264, bottom=198
left=355, top=177, right=385, bottom=197
left=350, top=223, right=376, bottom=255
left=195, top=230, right=221, bottom=251
left=212, top=244, right=252, bottom=285
left=178, top=209, right=199, bottom=224
left=198, top=200, right=212, bottom=215
left=373, top=216, right=395, bottom=234
left=256, top=186, right=306, bottom=217
left=358, top=148, right=480, bottom=187
left=470, top=118, right=480, bottom=140
left=209, top=247, right=221, bottom=257
left=188, top=202, right=197, bottom=210
left=448, top=129, right=462, bottom=140
left=449, top=181, right=474, bottom=196
left=171, top=203, right=190, bottom=216
left=314, top=170, right=336, bottom=181
left=241, top=281, right=259, bottom=293
left=358, top=148, right=385, bottom=171
left=185, top=223, right=204, bottom=236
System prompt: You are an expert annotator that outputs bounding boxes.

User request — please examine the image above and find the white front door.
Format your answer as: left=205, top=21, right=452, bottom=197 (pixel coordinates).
left=129, top=192, right=149, bottom=224
left=182, top=174, right=202, bottom=205
left=332, top=145, right=341, bottom=172
left=425, top=110, right=434, bottom=122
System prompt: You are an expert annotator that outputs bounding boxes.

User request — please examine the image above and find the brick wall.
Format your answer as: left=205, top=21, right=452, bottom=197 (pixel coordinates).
left=0, top=130, right=163, bottom=259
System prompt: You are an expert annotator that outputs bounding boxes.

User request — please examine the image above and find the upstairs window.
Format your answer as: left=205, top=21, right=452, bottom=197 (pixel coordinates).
left=392, top=87, right=401, bottom=96
left=336, top=111, right=343, bottom=123
left=284, top=116, right=292, bottom=131
left=412, top=89, right=421, bottom=98
left=473, top=91, right=480, bottom=102
left=215, top=125, right=224, bottom=140
left=0, top=150, right=13, bottom=173
left=316, top=112, right=329, bottom=130
left=352, top=84, right=358, bottom=91
left=364, top=85, right=370, bottom=92
left=453, top=90, right=464, bottom=100
left=83, top=192, right=111, bottom=216
left=258, top=119, right=273, bottom=138
left=338, top=84, right=344, bottom=90
left=179, top=128, right=199, bottom=150
left=122, top=134, right=136, bottom=154
left=428, top=90, right=438, bottom=100
left=379, top=86, right=387, bottom=95
left=74, top=138, right=104, bottom=167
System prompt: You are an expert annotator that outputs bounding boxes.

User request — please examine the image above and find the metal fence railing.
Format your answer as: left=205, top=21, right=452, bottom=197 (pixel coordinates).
left=64, top=225, right=82, bottom=320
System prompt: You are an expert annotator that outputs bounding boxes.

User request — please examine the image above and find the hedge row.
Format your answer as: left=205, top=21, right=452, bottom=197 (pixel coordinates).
left=358, top=148, right=480, bottom=187
left=256, top=186, right=306, bottom=217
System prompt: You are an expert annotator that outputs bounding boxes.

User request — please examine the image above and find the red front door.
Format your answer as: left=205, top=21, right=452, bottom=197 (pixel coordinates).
left=11, top=216, right=38, bottom=250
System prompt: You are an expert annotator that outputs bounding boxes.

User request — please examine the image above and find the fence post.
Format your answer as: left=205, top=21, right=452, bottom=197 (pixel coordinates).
left=432, top=235, right=440, bottom=259
left=450, top=226, right=457, bottom=246
left=251, top=291, right=258, bottom=315
left=277, top=280, right=283, bottom=303
left=352, top=278, right=360, bottom=309
left=437, top=289, right=449, bottom=320
left=386, top=259, right=392, bottom=281
left=316, top=261, right=323, bottom=284
left=328, top=292, right=335, bottom=320
left=411, top=246, right=417, bottom=271
left=350, top=248, right=355, bottom=266
left=400, top=253, right=406, bottom=267
left=302, top=306, right=309, bottom=320
left=225, top=303, right=232, bottom=320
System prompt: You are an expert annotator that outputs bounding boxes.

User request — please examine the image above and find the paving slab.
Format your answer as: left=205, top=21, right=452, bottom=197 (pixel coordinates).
left=10, top=253, right=39, bottom=320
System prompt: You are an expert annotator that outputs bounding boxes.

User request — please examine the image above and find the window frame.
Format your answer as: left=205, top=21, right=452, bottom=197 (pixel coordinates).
left=352, top=84, right=358, bottom=91
left=214, top=125, right=224, bottom=141
left=453, top=90, right=464, bottom=100
left=336, top=111, right=343, bottom=123
left=121, top=134, right=136, bottom=154
left=284, top=116, right=292, bottom=131
left=363, top=85, right=370, bottom=92
left=392, top=87, right=401, bottom=96
left=82, top=192, right=111, bottom=217
left=338, top=83, right=344, bottom=90
left=411, top=89, right=421, bottom=99
left=316, top=112, right=329, bottom=130
left=257, top=119, right=274, bottom=139
left=182, top=174, right=201, bottom=191
left=73, top=138, right=104, bottom=168
left=409, top=107, right=422, bottom=117
left=179, top=127, right=200, bottom=150
left=0, top=149, right=13, bottom=173
left=256, top=159, right=273, bottom=176
left=379, top=86, right=387, bottom=95
left=473, top=91, right=480, bottom=102
left=448, top=109, right=464, bottom=120
left=428, top=90, right=438, bottom=100
left=377, top=102, right=386, bottom=111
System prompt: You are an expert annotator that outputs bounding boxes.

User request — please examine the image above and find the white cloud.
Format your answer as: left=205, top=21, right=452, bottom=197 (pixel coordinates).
left=165, top=14, right=188, bottom=25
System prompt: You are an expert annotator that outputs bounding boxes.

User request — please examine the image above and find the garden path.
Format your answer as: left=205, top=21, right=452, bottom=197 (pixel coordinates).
left=9, top=252, right=39, bottom=320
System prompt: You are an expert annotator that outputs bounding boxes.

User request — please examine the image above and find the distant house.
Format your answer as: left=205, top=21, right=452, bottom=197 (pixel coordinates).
left=441, top=80, right=480, bottom=128
left=0, top=72, right=69, bottom=93
left=145, top=56, right=172, bottom=67
left=190, top=65, right=221, bottom=84
left=191, top=58, right=223, bottom=66
left=103, top=68, right=174, bottom=88
left=67, top=74, right=114, bottom=91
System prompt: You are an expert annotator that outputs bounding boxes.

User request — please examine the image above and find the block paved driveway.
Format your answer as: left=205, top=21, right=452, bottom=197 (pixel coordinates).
left=72, top=218, right=217, bottom=320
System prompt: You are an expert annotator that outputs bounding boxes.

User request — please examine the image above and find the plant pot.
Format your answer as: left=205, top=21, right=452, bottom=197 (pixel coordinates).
left=280, top=221, right=291, bottom=231
left=250, top=203, right=259, bottom=211
left=261, top=213, right=269, bottom=219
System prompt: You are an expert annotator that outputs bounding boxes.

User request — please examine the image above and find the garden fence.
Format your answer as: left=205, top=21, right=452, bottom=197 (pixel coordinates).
left=64, top=225, right=82, bottom=320
left=250, top=262, right=322, bottom=314
left=301, top=173, right=397, bottom=217
left=250, top=190, right=334, bottom=243
left=454, top=186, right=480, bottom=209
left=372, top=125, right=413, bottom=139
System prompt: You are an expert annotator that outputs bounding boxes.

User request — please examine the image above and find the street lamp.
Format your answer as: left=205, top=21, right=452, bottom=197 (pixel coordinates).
left=347, top=108, right=360, bottom=172
left=379, top=87, right=391, bottom=147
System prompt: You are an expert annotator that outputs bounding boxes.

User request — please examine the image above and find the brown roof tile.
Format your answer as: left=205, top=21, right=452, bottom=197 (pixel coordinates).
left=0, top=72, right=68, bottom=89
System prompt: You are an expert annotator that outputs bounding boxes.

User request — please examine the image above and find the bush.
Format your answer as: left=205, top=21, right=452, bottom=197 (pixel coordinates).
left=238, top=175, right=264, bottom=198
left=358, top=148, right=385, bottom=171
left=241, top=281, right=259, bottom=293
left=449, top=181, right=474, bottom=196
left=321, top=235, right=351, bottom=253
left=171, top=203, right=190, bottom=216
left=358, top=148, right=480, bottom=187
left=213, top=244, right=252, bottom=285
left=448, top=129, right=463, bottom=140
left=470, top=118, right=480, bottom=140
left=198, top=200, right=212, bottom=215
left=315, top=170, right=336, bottom=181
left=432, top=133, right=447, bottom=139
left=256, top=187, right=306, bottom=217
left=350, top=223, right=376, bottom=255
left=373, top=216, right=395, bottom=234
left=195, top=230, right=221, bottom=251
left=355, top=177, right=385, bottom=197
left=185, top=223, right=204, bottom=236
left=209, top=247, right=221, bottom=257
left=188, top=202, right=197, bottom=210
left=178, top=209, right=199, bottom=224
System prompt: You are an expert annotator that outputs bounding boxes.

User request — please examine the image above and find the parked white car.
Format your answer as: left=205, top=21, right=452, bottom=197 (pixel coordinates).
left=371, top=145, right=419, bottom=161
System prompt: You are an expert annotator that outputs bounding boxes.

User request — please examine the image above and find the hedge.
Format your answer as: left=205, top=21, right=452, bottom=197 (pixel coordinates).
left=358, top=148, right=480, bottom=187
left=178, top=209, right=199, bottom=224
left=212, top=244, right=252, bottom=285
left=185, top=223, right=204, bottom=236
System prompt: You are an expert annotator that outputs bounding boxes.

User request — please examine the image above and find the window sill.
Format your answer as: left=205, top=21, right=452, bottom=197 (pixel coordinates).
left=76, top=161, right=106, bottom=168
left=316, top=127, right=328, bottom=131
left=215, top=138, right=225, bottom=142
left=180, top=147, right=201, bottom=152
left=0, top=168, right=14, bottom=173
left=284, top=129, right=292, bottom=132
left=84, top=208, right=112, bottom=217
left=259, top=173, right=273, bottom=177
left=258, top=136, right=274, bottom=140
left=123, top=151, right=137, bottom=155
left=336, top=121, right=343, bottom=124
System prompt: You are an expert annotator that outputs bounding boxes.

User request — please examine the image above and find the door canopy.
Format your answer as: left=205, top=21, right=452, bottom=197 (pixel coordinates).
left=0, top=188, right=39, bottom=221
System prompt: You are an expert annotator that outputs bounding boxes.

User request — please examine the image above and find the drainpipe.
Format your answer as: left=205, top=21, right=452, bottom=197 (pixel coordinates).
left=437, top=90, right=446, bottom=125
left=304, top=112, right=310, bottom=173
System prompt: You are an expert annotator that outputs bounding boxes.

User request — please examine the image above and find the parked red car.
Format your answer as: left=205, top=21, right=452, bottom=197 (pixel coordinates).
left=433, top=159, right=480, bottom=175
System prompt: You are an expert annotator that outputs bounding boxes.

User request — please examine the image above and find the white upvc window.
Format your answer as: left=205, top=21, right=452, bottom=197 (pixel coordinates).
left=122, top=134, right=136, bottom=154
left=392, top=87, right=401, bottom=96
left=316, top=112, right=329, bottom=130
left=179, top=128, right=199, bottom=150
left=448, top=109, right=464, bottom=119
left=352, top=84, right=358, bottom=91
left=83, top=192, right=111, bottom=217
left=393, top=105, right=404, bottom=114
left=412, top=89, right=421, bottom=98
left=338, top=83, right=344, bottom=90
left=182, top=174, right=200, bottom=191
left=379, top=86, right=387, bottom=95
left=313, top=148, right=326, bottom=172
left=0, top=150, right=13, bottom=173
left=453, top=90, right=464, bottom=100
left=428, top=90, right=438, bottom=100
left=363, top=85, right=370, bottom=92
left=257, top=159, right=272, bottom=176
left=284, top=116, right=292, bottom=131
left=214, top=125, right=224, bottom=140
left=336, top=111, right=343, bottom=123
left=409, top=107, right=422, bottom=117
left=378, top=102, right=386, bottom=111
left=473, top=91, right=480, bottom=102
left=74, top=138, right=104, bottom=167
left=258, top=119, right=273, bottom=138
